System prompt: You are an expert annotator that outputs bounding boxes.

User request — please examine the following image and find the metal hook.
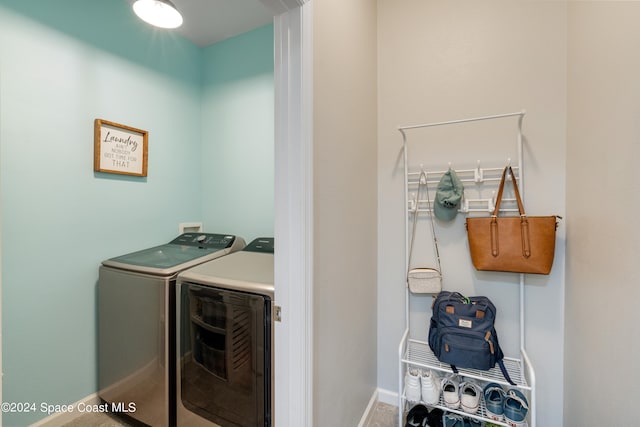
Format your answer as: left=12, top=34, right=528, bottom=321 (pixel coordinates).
left=474, top=160, right=483, bottom=183
left=488, top=191, right=496, bottom=213
left=419, top=164, right=427, bottom=184
left=461, top=194, right=469, bottom=213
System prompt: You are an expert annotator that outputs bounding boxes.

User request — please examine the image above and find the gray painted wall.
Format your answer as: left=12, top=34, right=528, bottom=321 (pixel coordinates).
left=377, top=1, right=567, bottom=424
left=313, top=0, right=379, bottom=425
left=565, top=2, right=640, bottom=424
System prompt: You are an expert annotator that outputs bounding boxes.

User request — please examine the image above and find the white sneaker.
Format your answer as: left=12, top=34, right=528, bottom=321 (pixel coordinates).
left=420, top=369, right=441, bottom=405
left=441, top=375, right=460, bottom=409
left=459, top=380, right=481, bottom=414
left=404, top=368, right=422, bottom=403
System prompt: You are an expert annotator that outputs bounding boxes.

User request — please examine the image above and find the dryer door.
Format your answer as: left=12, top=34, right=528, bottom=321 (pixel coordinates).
left=178, top=283, right=272, bottom=427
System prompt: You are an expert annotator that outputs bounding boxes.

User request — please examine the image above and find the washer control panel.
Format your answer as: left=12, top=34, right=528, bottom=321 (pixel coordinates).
left=243, top=237, right=274, bottom=253
left=170, top=233, right=236, bottom=249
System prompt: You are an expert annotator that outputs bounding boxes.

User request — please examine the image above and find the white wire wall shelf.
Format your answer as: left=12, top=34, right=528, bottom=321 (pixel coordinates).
left=407, top=164, right=522, bottom=214
left=396, top=111, right=536, bottom=427
left=402, top=338, right=532, bottom=390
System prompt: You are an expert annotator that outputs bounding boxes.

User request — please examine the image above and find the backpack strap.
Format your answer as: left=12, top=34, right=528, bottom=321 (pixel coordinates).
left=498, top=360, right=516, bottom=386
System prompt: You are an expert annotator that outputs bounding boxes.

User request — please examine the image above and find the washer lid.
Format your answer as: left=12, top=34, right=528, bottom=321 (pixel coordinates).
left=102, top=233, right=242, bottom=276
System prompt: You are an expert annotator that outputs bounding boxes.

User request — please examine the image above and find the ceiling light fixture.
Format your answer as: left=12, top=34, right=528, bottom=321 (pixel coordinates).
left=133, top=0, right=183, bottom=29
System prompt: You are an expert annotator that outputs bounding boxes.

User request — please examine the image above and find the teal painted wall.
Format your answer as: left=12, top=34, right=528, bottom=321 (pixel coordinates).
left=201, top=25, right=274, bottom=243
left=0, top=2, right=272, bottom=426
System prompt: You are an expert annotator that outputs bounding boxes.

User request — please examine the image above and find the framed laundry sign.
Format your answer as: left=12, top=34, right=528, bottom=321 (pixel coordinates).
left=94, top=119, right=148, bottom=176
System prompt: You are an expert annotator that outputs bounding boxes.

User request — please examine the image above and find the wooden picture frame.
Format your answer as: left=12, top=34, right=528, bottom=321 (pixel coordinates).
left=94, top=119, right=148, bottom=177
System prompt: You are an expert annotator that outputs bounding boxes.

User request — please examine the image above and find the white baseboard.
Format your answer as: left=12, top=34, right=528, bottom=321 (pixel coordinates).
left=30, top=393, right=101, bottom=427
left=377, top=387, right=399, bottom=406
left=357, top=389, right=379, bottom=427
left=357, top=388, right=399, bottom=427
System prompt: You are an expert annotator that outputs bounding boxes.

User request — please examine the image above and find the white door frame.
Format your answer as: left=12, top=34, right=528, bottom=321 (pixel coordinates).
left=263, top=0, right=314, bottom=426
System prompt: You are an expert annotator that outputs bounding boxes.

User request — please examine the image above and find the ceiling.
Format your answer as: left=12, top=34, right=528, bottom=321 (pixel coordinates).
left=124, top=0, right=275, bottom=47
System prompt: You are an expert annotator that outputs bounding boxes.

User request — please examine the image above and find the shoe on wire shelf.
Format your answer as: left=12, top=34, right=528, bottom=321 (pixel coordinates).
left=404, top=367, right=422, bottom=403
left=420, top=369, right=441, bottom=405
left=483, top=382, right=506, bottom=422
left=441, top=374, right=460, bottom=410
left=459, top=380, right=481, bottom=414
left=404, top=403, right=429, bottom=427
left=442, top=412, right=465, bottom=427
left=503, top=388, right=529, bottom=427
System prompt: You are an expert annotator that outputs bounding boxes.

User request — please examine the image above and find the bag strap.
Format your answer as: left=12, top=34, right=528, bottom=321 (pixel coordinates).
left=492, top=166, right=526, bottom=217
left=407, top=170, right=443, bottom=275
left=424, top=171, right=443, bottom=275
left=491, top=166, right=532, bottom=259
left=407, top=172, right=425, bottom=271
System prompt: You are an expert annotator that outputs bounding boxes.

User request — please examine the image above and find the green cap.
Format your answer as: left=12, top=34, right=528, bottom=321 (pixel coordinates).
left=434, top=169, right=464, bottom=221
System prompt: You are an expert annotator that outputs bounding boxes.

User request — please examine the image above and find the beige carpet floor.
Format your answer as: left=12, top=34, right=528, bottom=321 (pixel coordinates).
left=365, top=402, right=398, bottom=427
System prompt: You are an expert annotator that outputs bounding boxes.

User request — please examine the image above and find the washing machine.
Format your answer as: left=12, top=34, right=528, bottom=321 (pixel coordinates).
left=176, top=237, right=274, bottom=427
left=98, top=233, right=245, bottom=427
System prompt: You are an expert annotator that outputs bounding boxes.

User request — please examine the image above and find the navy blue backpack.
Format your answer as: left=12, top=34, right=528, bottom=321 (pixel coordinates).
left=428, top=291, right=514, bottom=384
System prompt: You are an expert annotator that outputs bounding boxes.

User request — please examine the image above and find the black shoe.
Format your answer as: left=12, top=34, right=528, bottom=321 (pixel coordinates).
left=405, top=404, right=430, bottom=427
left=425, top=407, right=444, bottom=427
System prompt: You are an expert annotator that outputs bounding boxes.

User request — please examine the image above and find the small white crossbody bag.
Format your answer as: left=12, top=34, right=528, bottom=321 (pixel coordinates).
left=407, top=170, right=442, bottom=294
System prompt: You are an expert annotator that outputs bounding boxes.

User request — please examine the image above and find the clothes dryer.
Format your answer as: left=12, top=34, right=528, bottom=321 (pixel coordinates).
left=98, top=233, right=245, bottom=427
left=176, top=238, right=274, bottom=427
